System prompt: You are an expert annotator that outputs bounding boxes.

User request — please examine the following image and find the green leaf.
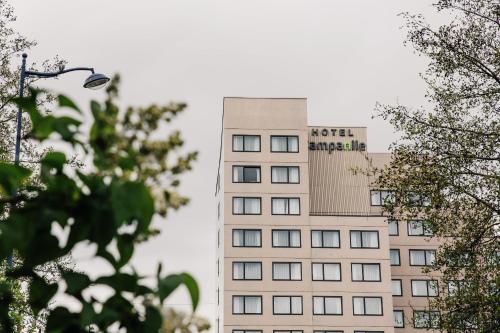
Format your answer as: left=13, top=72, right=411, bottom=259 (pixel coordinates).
left=58, top=94, right=81, bottom=113
left=181, top=272, right=199, bottom=311
left=110, top=180, right=154, bottom=229
left=117, top=234, right=134, bottom=268
left=41, top=152, right=66, bottom=172
left=62, top=271, right=91, bottom=295
left=95, top=273, right=138, bottom=292
left=0, top=162, right=31, bottom=194
left=29, top=276, right=58, bottom=314
left=158, top=274, right=182, bottom=303
left=144, top=306, right=162, bottom=332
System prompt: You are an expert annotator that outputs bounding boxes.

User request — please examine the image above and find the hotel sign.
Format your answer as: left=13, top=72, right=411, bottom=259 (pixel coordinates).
left=308, top=128, right=366, bottom=153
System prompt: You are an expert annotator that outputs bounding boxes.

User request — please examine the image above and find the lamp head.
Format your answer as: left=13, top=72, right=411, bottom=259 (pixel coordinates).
left=83, top=73, right=110, bottom=90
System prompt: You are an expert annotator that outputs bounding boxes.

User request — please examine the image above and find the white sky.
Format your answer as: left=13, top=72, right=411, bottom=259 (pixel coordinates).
left=11, top=0, right=437, bottom=331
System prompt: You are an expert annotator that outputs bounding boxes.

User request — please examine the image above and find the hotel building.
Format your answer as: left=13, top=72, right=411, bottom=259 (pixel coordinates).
left=215, top=98, right=441, bottom=333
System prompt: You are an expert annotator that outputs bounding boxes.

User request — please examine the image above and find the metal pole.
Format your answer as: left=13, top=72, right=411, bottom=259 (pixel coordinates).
left=7, top=53, right=27, bottom=267
left=14, top=53, right=27, bottom=166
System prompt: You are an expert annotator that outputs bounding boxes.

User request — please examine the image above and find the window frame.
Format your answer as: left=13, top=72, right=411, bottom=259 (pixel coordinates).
left=232, top=165, right=261, bottom=184
left=232, top=197, right=262, bottom=215
left=370, top=189, right=395, bottom=206
left=394, top=309, right=405, bottom=328
left=313, top=331, right=344, bottom=333
left=232, top=134, right=261, bottom=152
left=233, top=331, right=263, bottom=333
left=409, top=249, right=436, bottom=267
left=311, top=262, right=342, bottom=282
left=411, top=279, right=439, bottom=297
left=350, top=230, right=380, bottom=249
left=270, top=166, right=300, bottom=184
left=274, top=331, right=304, bottom=333
left=388, top=219, right=399, bottom=236
left=312, top=296, right=343, bottom=315
left=272, top=295, right=303, bottom=315
left=232, top=229, right=262, bottom=248
left=392, top=279, right=403, bottom=297
left=407, top=220, right=433, bottom=236
left=352, top=296, right=384, bottom=316
left=311, top=230, right=341, bottom=248
left=271, top=197, right=301, bottom=215
left=272, top=229, right=301, bottom=248
left=232, top=262, right=262, bottom=281
left=270, top=135, right=299, bottom=153
left=413, top=310, right=440, bottom=329
left=390, top=249, right=401, bottom=266
left=272, top=262, right=303, bottom=281
left=351, top=263, right=381, bottom=282
left=232, top=295, right=263, bottom=315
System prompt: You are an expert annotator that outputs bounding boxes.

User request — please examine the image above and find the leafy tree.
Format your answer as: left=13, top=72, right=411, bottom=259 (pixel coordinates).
left=0, top=75, right=198, bottom=332
left=374, top=0, right=499, bottom=331
left=0, top=1, right=75, bottom=331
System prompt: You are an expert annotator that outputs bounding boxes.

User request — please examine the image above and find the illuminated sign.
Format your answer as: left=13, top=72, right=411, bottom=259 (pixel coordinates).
left=308, top=128, right=366, bottom=153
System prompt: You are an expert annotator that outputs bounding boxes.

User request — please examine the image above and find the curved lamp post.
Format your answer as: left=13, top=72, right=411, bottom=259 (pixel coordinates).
left=14, top=53, right=110, bottom=165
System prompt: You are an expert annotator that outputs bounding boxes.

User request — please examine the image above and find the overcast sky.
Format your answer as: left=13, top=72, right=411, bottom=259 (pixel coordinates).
left=11, top=0, right=437, bottom=330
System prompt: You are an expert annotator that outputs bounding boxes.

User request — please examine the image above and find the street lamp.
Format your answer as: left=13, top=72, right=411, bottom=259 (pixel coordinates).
left=14, top=53, right=110, bottom=165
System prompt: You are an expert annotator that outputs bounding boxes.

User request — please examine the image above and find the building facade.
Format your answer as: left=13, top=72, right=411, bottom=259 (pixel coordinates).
left=215, top=98, right=440, bottom=333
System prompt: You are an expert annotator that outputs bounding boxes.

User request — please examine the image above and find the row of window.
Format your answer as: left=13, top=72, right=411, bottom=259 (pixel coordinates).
left=233, top=166, right=300, bottom=184
left=234, top=331, right=382, bottom=333
left=234, top=229, right=380, bottom=249
left=232, top=197, right=301, bottom=215
left=233, top=262, right=380, bottom=282
left=233, top=196, right=432, bottom=217
left=370, top=190, right=430, bottom=207
left=232, top=296, right=383, bottom=316
left=231, top=308, right=437, bottom=331
left=388, top=220, right=433, bottom=236
left=233, top=135, right=299, bottom=153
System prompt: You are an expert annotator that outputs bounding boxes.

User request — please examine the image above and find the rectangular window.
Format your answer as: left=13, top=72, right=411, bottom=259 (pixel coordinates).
left=272, top=262, right=302, bottom=281
left=271, top=197, right=300, bottom=215
left=233, top=229, right=261, bottom=247
left=407, top=192, right=431, bottom=207
left=394, top=310, right=404, bottom=328
left=311, top=230, right=340, bottom=248
left=233, top=262, right=262, bottom=280
left=314, top=331, right=343, bottom=333
left=273, top=296, right=303, bottom=315
left=234, top=331, right=263, bottom=333
left=232, top=197, right=261, bottom=215
left=232, top=296, right=262, bottom=314
left=407, top=220, right=433, bottom=236
left=409, top=249, right=436, bottom=266
left=353, top=297, right=383, bottom=316
left=351, top=263, right=381, bottom=282
left=312, top=263, right=341, bottom=281
left=354, top=332, right=384, bottom=333
left=271, top=166, right=300, bottom=184
left=312, top=296, right=342, bottom=315
left=274, top=331, right=303, bottom=333
left=271, top=135, right=299, bottom=152
left=370, top=190, right=395, bottom=206
left=411, top=280, right=439, bottom=297
left=390, top=249, right=401, bottom=266
left=392, top=279, right=403, bottom=296
left=232, top=135, right=260, bottom=152
left=272, top=230, right=301, bottom=248
left=413, top=311, right=440, bottom=328
left=448, top=280, right=470, bottom=296
left=388, top=220, right=399, bottom=236
left=232, top=166, right=261, bottom=183
left=350, top=231, right=379, bottom=248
